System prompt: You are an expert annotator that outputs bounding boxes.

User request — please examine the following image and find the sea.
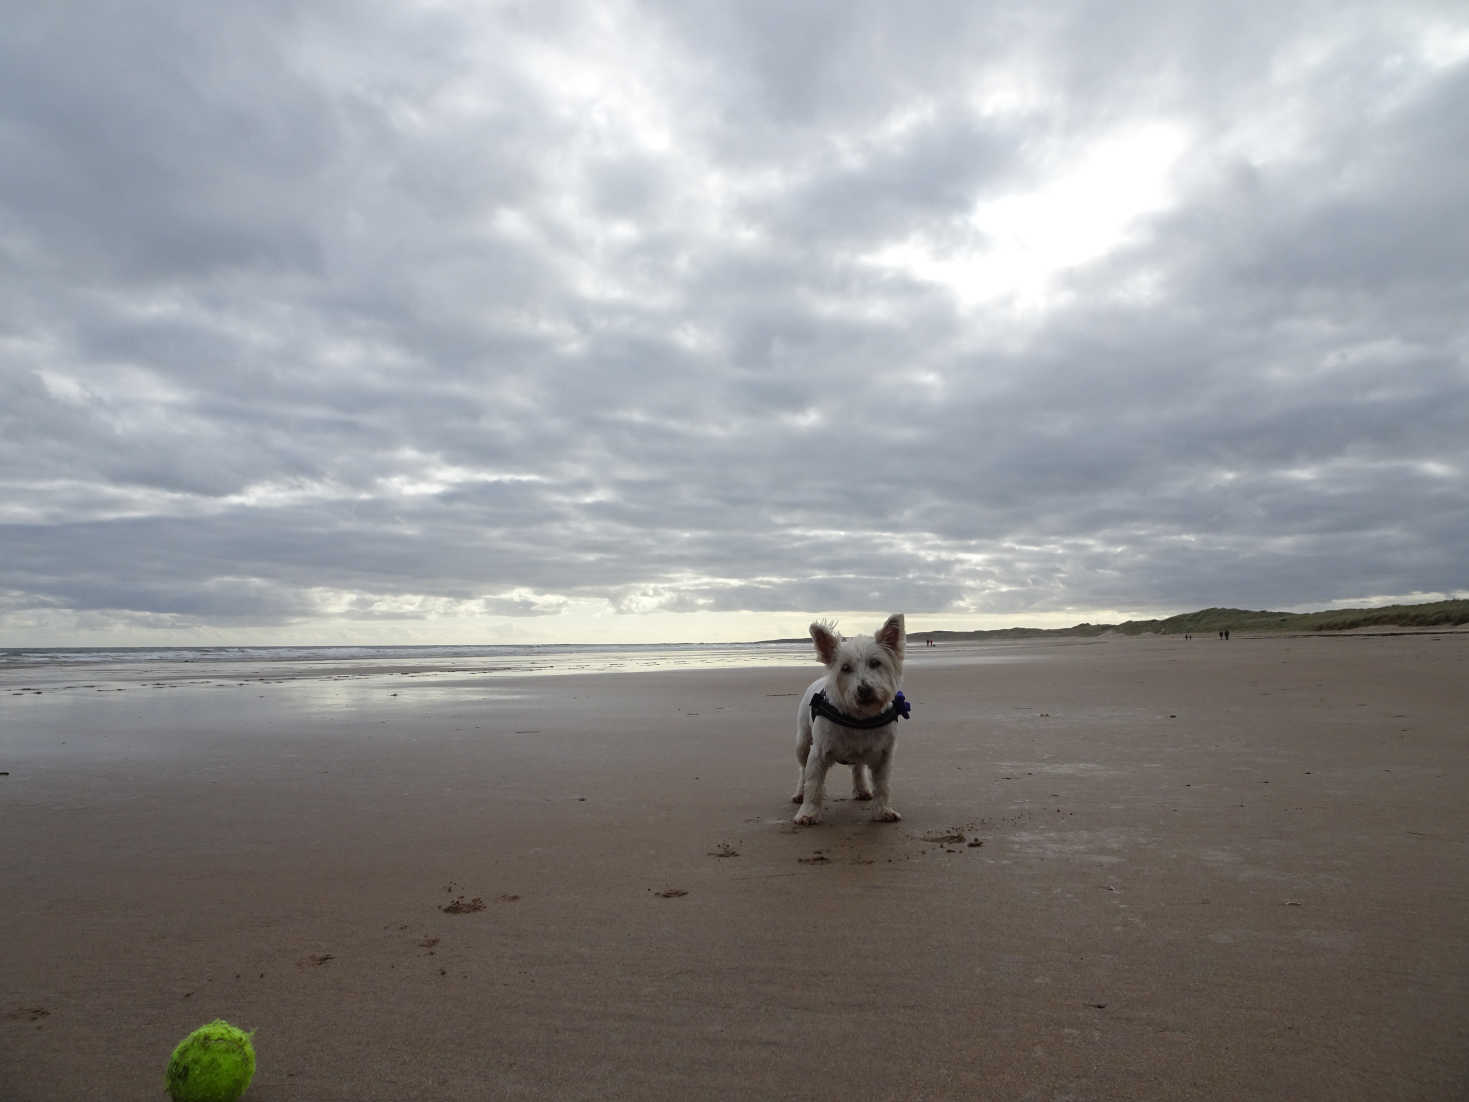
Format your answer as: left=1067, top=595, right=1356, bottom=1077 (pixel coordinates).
left=0, top=642, right=814, bottom=693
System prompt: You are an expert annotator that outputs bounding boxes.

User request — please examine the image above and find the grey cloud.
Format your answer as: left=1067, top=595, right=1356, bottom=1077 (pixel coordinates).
left=759, top=111, right=1027, bottom=248
left=2, top=6, right=335, bottom=282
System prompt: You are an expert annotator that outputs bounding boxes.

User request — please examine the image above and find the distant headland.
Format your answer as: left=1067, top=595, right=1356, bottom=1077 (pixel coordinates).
left=760, top=598, right=1469, bottom=644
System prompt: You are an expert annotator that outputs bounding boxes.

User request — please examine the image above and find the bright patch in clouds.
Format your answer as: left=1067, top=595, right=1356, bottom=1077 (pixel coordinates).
left=865, top=122, right=1189, bottom=309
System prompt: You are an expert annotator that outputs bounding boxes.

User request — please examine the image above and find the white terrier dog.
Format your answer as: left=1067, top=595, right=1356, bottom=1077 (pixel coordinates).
left=792, top=613, right=909, bottom=826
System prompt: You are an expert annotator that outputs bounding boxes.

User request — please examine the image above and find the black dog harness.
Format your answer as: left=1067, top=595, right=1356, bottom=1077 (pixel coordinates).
left=810, top=690, right=912, bottom=729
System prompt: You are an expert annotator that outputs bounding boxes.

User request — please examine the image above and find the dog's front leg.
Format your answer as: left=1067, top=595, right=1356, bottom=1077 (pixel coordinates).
left=851, top=763, right=873, bottom=800
left=869, top=745, right=901, bottom=822
left=794, top=753, right=830, bottom=825
left=792, top=715, right=813, bottom=804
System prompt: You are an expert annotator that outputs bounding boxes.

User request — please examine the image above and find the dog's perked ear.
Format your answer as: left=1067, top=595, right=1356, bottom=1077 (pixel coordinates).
left=874, top=613, right=906, bottom=660
left=810, top=619, right=841, bottom=666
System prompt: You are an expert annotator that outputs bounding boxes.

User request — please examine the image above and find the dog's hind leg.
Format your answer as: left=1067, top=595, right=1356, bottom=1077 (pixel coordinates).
left=851, top=763, right=873, bottom=800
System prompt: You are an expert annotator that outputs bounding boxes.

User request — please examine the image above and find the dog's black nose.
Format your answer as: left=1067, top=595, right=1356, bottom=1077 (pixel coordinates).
left=856, top=682, right=875, bottom=702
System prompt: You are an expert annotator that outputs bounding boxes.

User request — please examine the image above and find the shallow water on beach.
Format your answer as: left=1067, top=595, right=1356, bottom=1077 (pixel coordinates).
left=0, top=640, right=1043, bottom=767
left=0, top=638, right=1046, bottom=694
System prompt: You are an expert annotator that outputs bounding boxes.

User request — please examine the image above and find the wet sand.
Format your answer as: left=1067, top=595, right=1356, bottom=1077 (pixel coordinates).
left=2, top=634, right=1466, bottom=1100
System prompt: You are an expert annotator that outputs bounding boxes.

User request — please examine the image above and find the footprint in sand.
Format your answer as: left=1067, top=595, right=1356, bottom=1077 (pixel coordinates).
left=442, top=896, right=487, bottom=914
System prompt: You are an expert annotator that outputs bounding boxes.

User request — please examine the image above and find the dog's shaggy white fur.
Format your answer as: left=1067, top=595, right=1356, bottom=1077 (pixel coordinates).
left=791, top=613, right=906, bottom=825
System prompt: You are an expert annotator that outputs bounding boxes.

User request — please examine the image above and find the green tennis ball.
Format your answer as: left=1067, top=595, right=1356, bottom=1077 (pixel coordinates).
left=165, top=1019, right=256, bottom=1102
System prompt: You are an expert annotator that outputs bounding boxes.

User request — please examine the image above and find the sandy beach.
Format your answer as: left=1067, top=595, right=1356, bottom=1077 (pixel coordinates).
left=2, top=633, right=1466, bottom=1100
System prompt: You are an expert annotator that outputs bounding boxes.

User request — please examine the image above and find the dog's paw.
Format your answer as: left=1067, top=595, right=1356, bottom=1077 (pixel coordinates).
left=793, top=809, right=821, bottom=826
left=853, top=788, right=874, bottom=801
left=874, top=807, right=902, bottom=822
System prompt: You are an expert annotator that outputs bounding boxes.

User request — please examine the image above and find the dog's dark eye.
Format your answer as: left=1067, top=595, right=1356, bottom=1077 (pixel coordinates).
left=868, top=658, right=881, bottom=669
left=841, top=663, right=853, bottom=673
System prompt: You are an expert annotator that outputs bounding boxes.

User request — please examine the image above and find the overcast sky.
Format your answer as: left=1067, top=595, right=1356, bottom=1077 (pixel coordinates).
left=3, top=1, right=1467, bottom=646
